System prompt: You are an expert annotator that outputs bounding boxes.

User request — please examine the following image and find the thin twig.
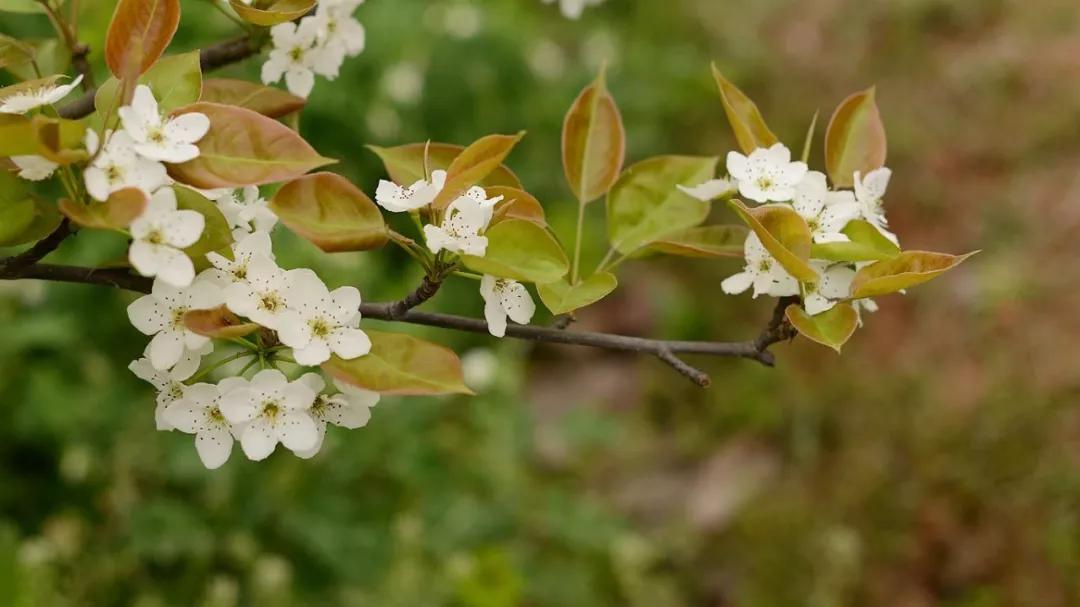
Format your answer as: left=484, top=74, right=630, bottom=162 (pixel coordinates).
left=657, top=348, right=711, bottom=387
left=385, top=275, right=442, bottom=319
left=0, top=220, right=73, bottom=275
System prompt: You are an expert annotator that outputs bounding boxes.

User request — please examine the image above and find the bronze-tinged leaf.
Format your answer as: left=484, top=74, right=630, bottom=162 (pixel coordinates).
left=785, top=303, right=859, bottom=353
left=201, top=78, right=306, bottom=118
left=562, top=69, right=625, bottom=204
left=367, top=142, right=523, bottom=189
left=0, top=113, right=83, bottom=158
left=711, top=64, right=778, bottom=154
left=95, top=51, right=202, bottom=119
left=825, top=87, right=887, bottom=188
left=105, top=0, right=181, bottom=78
left=59, top=188, right=147, bottom=230
left=850, top=250, right=978, bottom=299
left=728, top=199, right=816, bottom=283
left=269, top=172, right=388, bottom=252
left=810, top=219, right=900, bottom=263
left=229, top=0, right=316, bottom=26
left=650, top=225, right=749, bottom=258
left=32, top=114, right=88, bottom=165
left=167, top=102, right=335, bottom=188
left=488, top=186, right=547, bottom=226
left=184, top=306, right=259, bottom=339
left=429, top=132, right=525, bottom=210
left=537, top=272, right=618, bottom=315
left=322, top=330, right=474, bottom=396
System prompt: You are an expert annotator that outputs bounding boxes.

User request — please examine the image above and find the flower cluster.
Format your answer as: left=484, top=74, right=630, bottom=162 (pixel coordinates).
left=261, top=0, right=367, bottom=98
left=375, top=170, right=538, bottom=337
left=688, top=142, right=895, bottom=318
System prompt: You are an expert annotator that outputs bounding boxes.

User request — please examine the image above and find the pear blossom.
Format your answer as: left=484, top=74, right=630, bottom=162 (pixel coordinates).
left=129, top=343, right=212, bottom=431
left=793, top=171, right=860, bottom=244
left=541, top=0, right=604, bottom=20
left=164, top=380, right=243, bottom=469
left=11, top=155, right=58, bottom=181
left=0, top=74, right=83, bottom=114
left=129, top=188, right=205, bottom=288
left=83, top=129, right=169, bottom=201
left=293, top=373, right=378, bottom=459
left=261, top=19, right=327, bottom=98
left=678, top=177, right=734, bottom=202
left=219, top=370, right=319, bottom=461
left=277, top=269, right=371, bottom=366
left=204, top=231, right=275, bottom=289
left=727, top=143, right=808, bottom=203
left=721, top=233, right=799, bottom=298
left=480, top=275, right=536, bottom=338
left=375, top=170, right=447, bottom=213
left=423, top=187, right=501, bottom=256
left=118, top=85, right=210, bottom=163
left=127, top=278, right=224, bottom=370
left=222, top=255, right=292, bottom=329
left=803, top=261, right=856, bottom=316
left=853, top=167, right=898, bottom=243
left=310, top=1, right=366, bottom=79
left=211, top=186, right=277, bottom=235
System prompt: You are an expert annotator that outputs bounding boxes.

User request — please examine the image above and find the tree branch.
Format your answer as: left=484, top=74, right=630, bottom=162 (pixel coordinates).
left=57, top=36, right=258, bottom=120
left=385, top=275, right=441, bottom=320
left=0, top=220, right=73, bottom=275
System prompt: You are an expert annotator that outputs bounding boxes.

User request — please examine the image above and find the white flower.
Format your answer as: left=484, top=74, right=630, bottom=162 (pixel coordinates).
left=127, top=277, right=224, bottom=370
left=803, top=261, right=856, bottom=315
left=721, top=232, right=799, bottom=298
left=10, top=155, right=58, bottom=181
left=310, top=2, right=366, bottom=79
left=480, top=275, right=535, bottom=338
left=852, top=167, right=898, bottom=243
left=293, top=373, right=378, bottom=459
left=261, top=20, right=322, bottom=98
left=219, top=370, right=319, bottom=461
left=0, top=74, right=83, bottom=114
left=423, top=187, right=501, bottom=256
left=129, top=343, right=211, bottom=431
left=222, top=254, right=292, bottom=329
left=726, top=143, right=808, bottom=203
left=204, top=231, right=275, bottom=288
left=118, top=85, right=210, bottom=163
left=278, top=269, right=371, bottom=365
left=677, top=177, right=734, bottom=202
left=129, top=188, right=205, bottom=288
left=853, top=298, right=878, bottom=326
left=541, top=0, right=604, bottom=20
left=793, top=171, right=860, bottom=244
left=164, top=380, right=243, bottom=469
left=211, top=186, right=278, bottom=235
left=375, top=170, right=447, bottom=213
left=83, top=129, right=169, bottom=201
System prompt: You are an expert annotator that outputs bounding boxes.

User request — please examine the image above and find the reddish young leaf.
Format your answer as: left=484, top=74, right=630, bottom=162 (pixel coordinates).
left=323, top=330, right=474, bottom=396
left=184, top=306, right=259, bottom=339
left=825, top=87, right=887, bottom=188
left=167, top=102, right=335, bottom=189
left=430, top=132, right=525, bottom=210
left=367, top=142, right=523, bottom=189
left=711, top=64, right=778, bottom=154
left=488, top=186, right=547, bottom=226
left=201, top=78, right=307, bottom=119
left=728, top=199, right=816, bottom=282
left=562, top=69, right=625, bottom=204
left=850, top=250, right=977, bottom=299
left=269, top=172, right=388, bottom=252
left=59, top=188, right=148, bottom=230
left=105, top=0, right=181, bottom=78
left=229, top=0, right=317, bottom=26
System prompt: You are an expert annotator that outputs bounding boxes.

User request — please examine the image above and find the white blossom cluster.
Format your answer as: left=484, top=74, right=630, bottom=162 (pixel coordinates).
left=541, top=0, right=605, bottom=20
left=374, top=170, right=537, bottom=337
left=684, top=143, right=896, bottom=318
left=261, top=0, right=367, bottom=98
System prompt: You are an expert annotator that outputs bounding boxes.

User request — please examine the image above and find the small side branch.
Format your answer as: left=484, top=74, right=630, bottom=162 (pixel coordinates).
left=0, top=220, right=73, bottom=275
left=657, top=348, right=712, bottom=388
left=385, top=275, right=441, bottom=320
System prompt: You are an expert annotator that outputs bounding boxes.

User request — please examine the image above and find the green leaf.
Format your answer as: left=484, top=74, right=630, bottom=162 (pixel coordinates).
left=201, top=78, right=306, bottom=119
left=606, top=155, right=719, bottom=255
left=368, top=142, right=522, bottom=190
left=462, top=219, right=569, bottom=284
left=229, top=0, right=317, bottom=26
left=710, top=64, right=778, bottom=154
left=810, top=220, right=901, bottom=263
left=167, top=102, right=335, bottom=189
left=562, top=68, right=625, bottom=204
left=323, top=330, right=473, bottom=396
left=0, top=0, right=44, bottom=13
left=537, top=272, right=617, bottom=315
left=850, top=250, right=978, bottom=299
left=650, top=225, right=748, bottom=258
left=270, top=172, right=388, bottom=252
left=0, top=34, right=34, bottom=70
left=173, top=186, right=233, bottom=266
left=95, top=51, right=202, bottom=116
left=728, top=199, right=817, bottom=283
left=785, top=303, right=859, bottom=353
left=0, top=171, right=61, bottom=246
left=825, top=87, right=887, bottom=188
left=430, top=132, right=525, bottom=210
left=0, top=112, right=85, bottom=159
left=0, top=199, right=35, bottom=246
left=4, top=39, right=69, bottom=81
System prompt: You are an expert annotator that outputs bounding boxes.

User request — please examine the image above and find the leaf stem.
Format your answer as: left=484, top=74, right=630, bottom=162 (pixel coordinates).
left=571, top=201, right=586, bottom=284
left=189, top=351, right=252, bottom=383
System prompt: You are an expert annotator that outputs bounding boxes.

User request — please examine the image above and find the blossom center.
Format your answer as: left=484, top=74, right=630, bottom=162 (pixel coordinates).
left=171, top=307, right=189, bottom=328
left=757, top=259, right=772, bottom=273
left=260, top=399, right=281, bottom=420
left=755, top=176, right=774, bottom=191
left=309, top=318, right=331, bottom=338
left=148, top=127, right=166, bottom=144
left=259, top=292, right=283, bottom=312
left=146, top=228, right=166, bottom=245
left=168, top=382, right=184, bottom=400
left=289, top=46, right=306, bottom=62
left=105, top=164, right=125, bottom=183
left=209, top=407, right=226, bottom=423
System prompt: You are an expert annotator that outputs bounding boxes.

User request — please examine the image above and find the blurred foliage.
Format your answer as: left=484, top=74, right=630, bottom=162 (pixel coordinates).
left=3, top=0, right=1080, bottom=605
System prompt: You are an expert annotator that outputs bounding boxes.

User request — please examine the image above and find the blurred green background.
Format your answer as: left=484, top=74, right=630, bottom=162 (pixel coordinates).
left=2, top=0, right=1080, bottom=605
